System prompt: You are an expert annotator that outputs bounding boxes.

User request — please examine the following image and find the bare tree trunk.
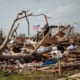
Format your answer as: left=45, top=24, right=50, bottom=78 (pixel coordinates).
left=0, top=10, right=31, bottom=52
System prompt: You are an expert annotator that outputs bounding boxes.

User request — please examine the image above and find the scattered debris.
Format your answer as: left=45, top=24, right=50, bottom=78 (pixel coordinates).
left=0, top=10, right=80, bottom=79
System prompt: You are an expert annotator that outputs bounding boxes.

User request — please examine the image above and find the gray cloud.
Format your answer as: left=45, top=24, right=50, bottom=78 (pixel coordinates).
left=0, top=0, right=80, bottom=35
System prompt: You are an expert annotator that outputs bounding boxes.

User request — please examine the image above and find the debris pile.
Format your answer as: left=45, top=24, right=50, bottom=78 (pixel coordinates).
left=0, top=10, right=80, bottom=76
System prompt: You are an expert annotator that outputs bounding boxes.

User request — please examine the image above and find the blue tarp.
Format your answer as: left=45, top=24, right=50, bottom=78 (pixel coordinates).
left=42, top=58, right=57, bottom=66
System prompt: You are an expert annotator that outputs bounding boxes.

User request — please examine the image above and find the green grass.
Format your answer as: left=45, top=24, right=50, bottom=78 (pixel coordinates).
left=0, top=71, right=53, bottom=80
left=0, top=72, right=21, bottom=80
left=0, top=68, right=80, bottom=80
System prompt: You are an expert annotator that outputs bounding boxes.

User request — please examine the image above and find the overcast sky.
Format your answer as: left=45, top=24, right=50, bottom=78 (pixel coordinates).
left=0, top=0, right=80, bottom=36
